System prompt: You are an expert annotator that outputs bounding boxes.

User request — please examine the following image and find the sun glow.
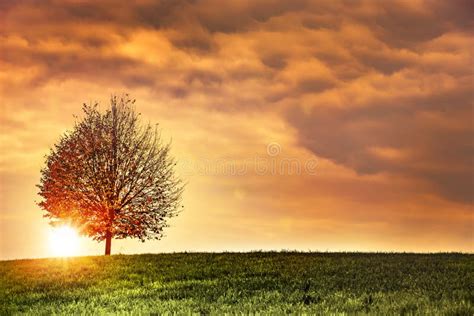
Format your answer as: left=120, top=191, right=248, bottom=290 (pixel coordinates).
left=49, top=226, right=80, bottom=257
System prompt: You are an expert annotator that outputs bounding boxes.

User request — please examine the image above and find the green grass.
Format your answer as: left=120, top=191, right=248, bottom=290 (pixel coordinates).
left=1, top=252, right=473, bottom=315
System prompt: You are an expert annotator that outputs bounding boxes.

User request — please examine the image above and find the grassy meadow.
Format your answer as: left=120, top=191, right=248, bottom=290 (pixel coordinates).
left=1, top=252, right=473, bottom=314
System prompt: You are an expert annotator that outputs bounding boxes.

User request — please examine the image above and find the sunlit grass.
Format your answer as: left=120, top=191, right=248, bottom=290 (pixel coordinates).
left=0, top=253, right=472, bottom=314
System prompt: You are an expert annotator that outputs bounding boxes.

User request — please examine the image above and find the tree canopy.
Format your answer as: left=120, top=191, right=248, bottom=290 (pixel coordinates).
left=38, top=95, right=184, bottom=255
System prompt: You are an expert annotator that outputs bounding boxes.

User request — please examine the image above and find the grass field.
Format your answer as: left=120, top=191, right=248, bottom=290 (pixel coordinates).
left=1, top=252, right=473, bottom=315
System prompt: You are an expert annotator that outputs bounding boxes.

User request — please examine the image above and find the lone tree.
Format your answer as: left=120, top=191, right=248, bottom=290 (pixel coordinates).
left=38, top=95, right=184, bottom=255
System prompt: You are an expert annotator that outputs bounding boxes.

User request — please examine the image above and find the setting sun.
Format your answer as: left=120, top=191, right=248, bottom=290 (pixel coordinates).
left=49, top=226, right=80, bottom=257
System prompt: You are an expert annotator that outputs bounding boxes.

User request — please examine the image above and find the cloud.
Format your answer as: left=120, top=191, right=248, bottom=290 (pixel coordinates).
left=1, top=0, right=471, bottom=198
left=0, top=0, right=472, bottom=257
left=286, top=75, right=473, bottom=202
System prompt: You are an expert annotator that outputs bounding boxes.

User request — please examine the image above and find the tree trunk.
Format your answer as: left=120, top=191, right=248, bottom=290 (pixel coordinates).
left=105, top=231, right=112, bottom=255
left=105, top=208, right=115, bottom=255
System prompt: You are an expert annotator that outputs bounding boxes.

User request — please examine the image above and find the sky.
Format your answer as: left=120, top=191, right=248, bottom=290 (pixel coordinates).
left=0, top=0, right=473, bottom=259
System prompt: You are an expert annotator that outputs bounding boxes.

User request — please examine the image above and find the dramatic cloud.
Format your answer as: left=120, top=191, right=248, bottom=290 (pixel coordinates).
left=0, top=0, right=472, bottom=258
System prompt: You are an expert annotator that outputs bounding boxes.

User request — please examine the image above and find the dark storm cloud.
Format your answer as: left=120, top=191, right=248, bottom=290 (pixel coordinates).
left=286, top=83, right=473, bottom=203
left=370, top=4, right=446, bottom=48
left=170, top=35, right=215, bottom=53
left=352, top=50, right=411, bottom=75
left=296, top=78, right=335, bottom=94
left=1, top=44, right=141, bottom=87
left=261, top=54, right=287, bottom=70
left=429, top=0, right=474, bottom=31
left=185, top=70, right=222, bottom=86
left=342, top=0, right=474, bottom=48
